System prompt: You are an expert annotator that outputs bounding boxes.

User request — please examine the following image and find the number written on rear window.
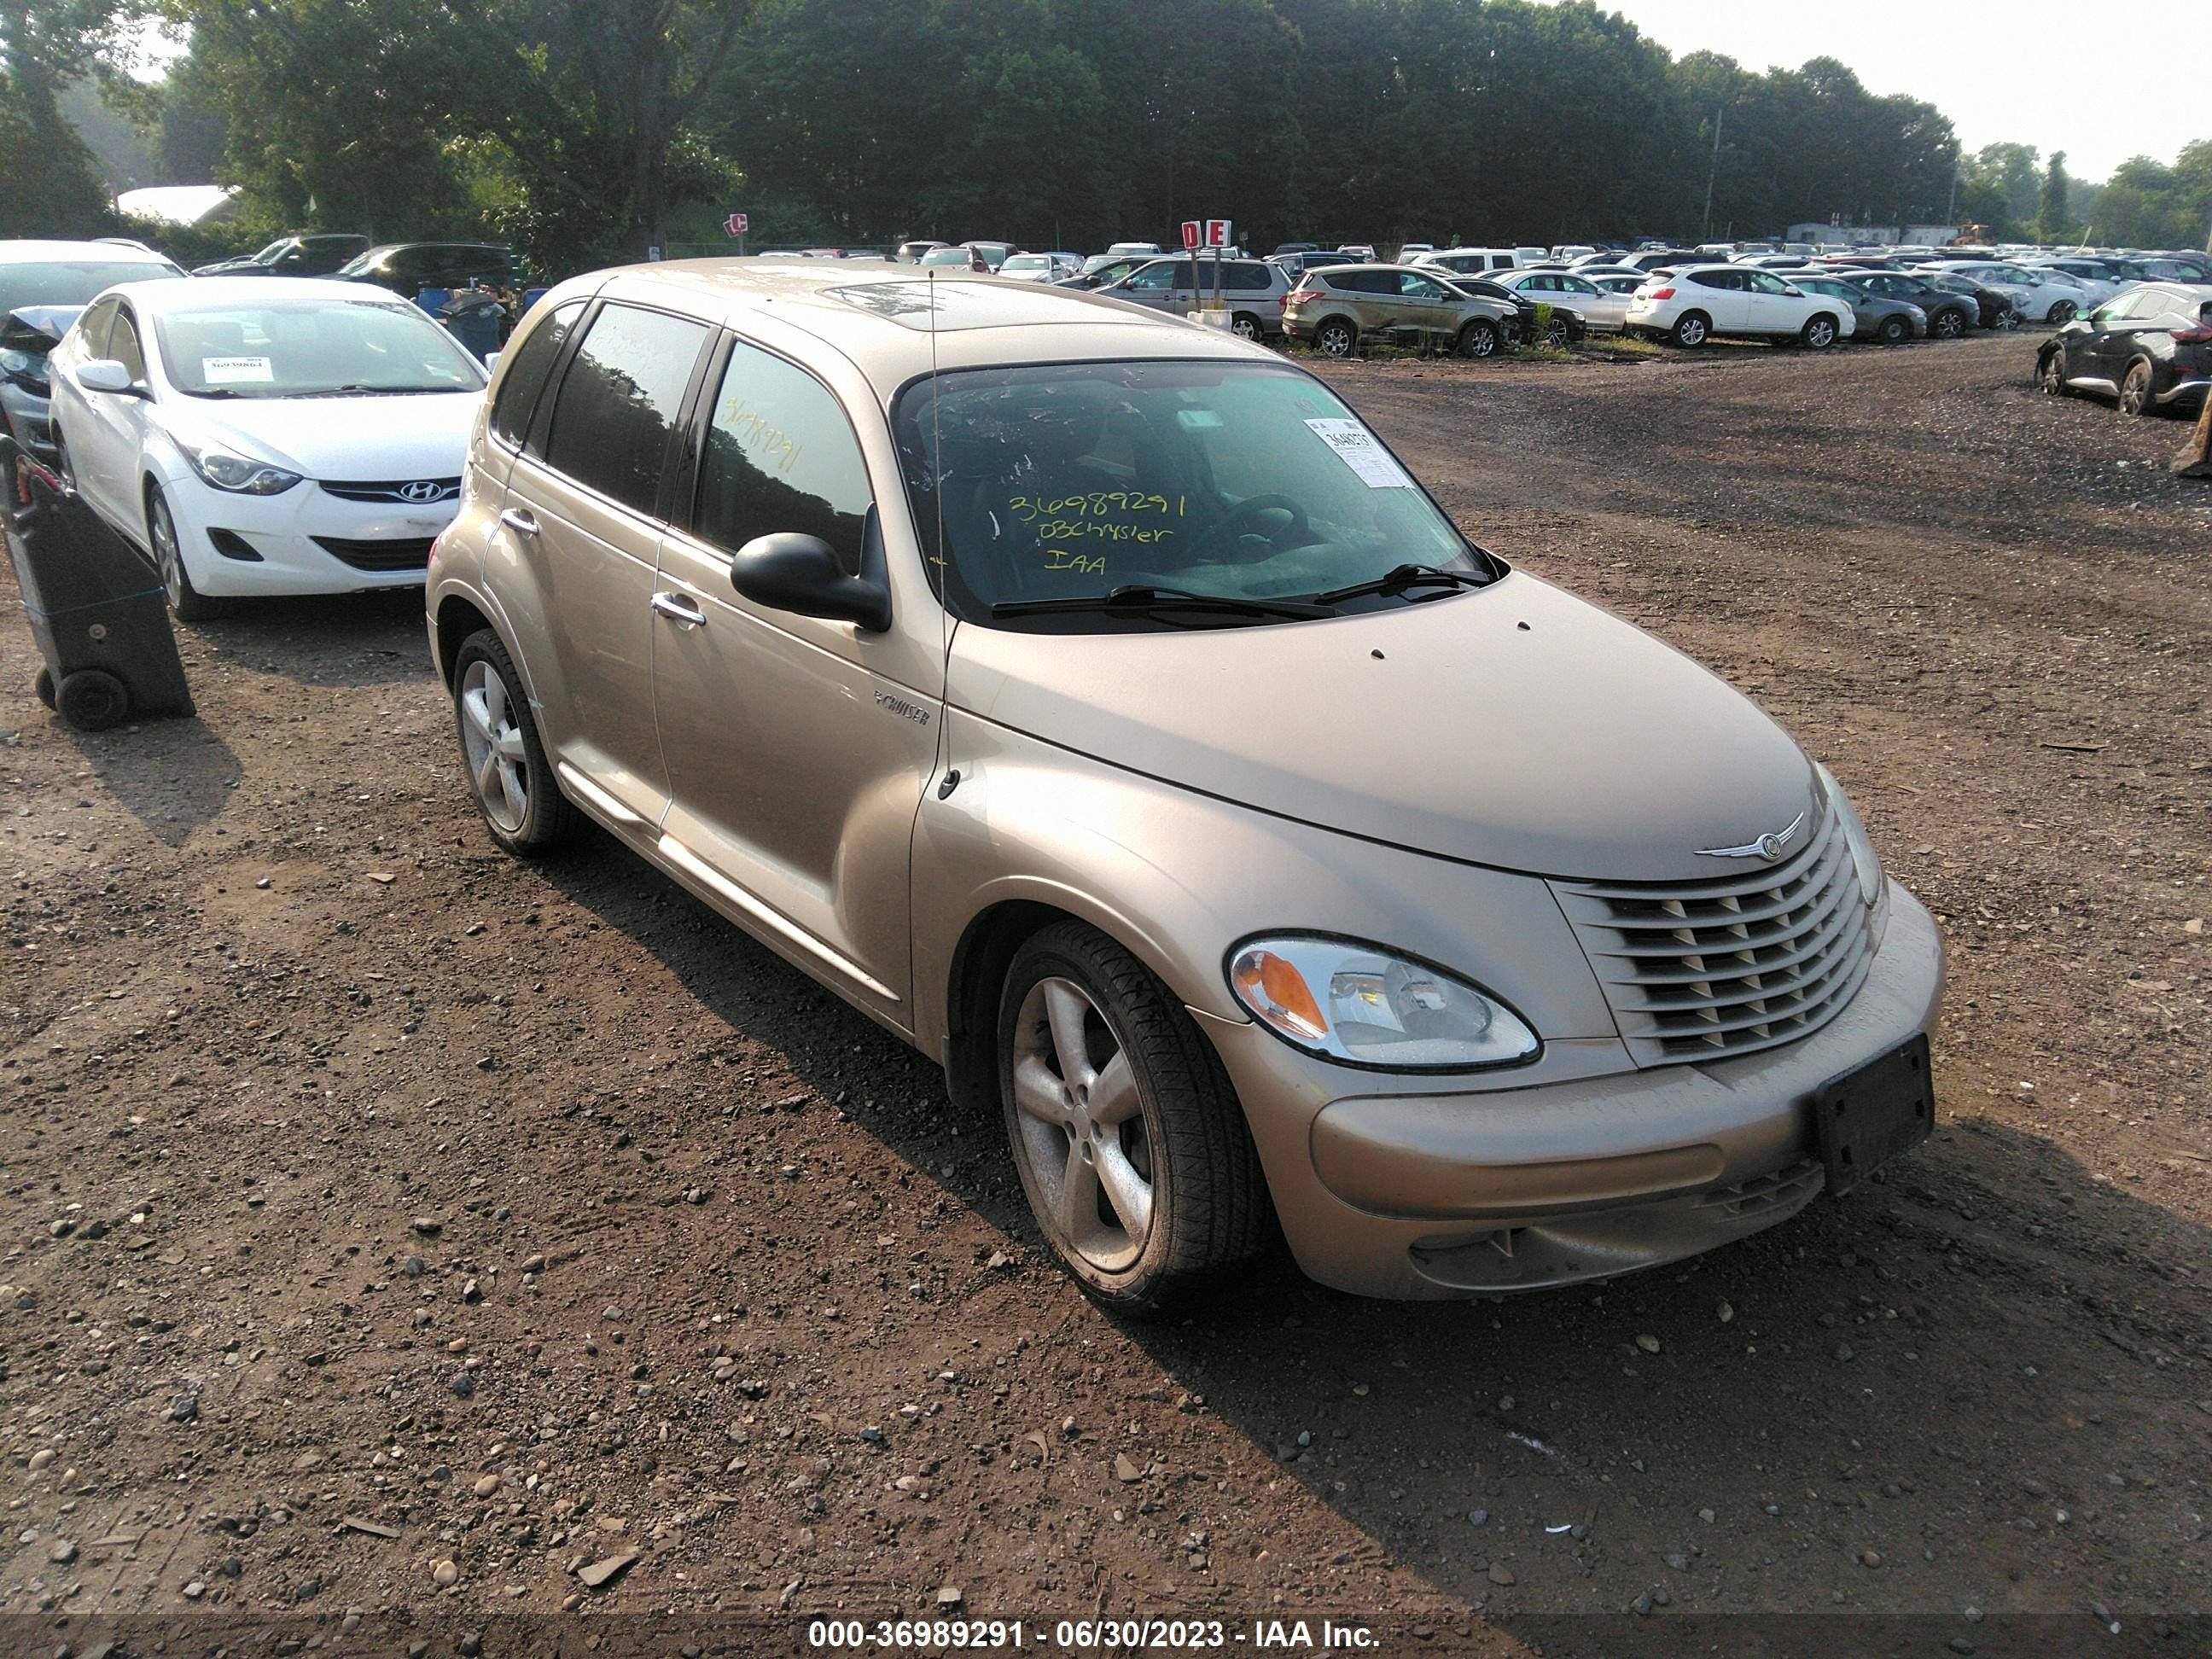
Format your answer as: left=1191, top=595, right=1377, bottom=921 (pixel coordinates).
left=543, top=304, right=710, bottom=516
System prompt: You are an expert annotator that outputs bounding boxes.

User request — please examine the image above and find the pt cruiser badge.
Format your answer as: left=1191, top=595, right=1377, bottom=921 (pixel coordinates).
left=1696, top=811, right=1808, bottom=862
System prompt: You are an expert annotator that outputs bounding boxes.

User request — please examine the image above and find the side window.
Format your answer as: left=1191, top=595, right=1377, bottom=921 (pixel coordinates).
left=108, top=310, right=147, bottom=380
left=76, top=296, right=120, bottom=358
left=1747, top=272, right=1788, bottom=294
left=1399, top=273, right=1445, bottom=300
left=696, top=340, right=874, bottom=579
left=542, top=303, right=711, bottom=516
left=1124, top=263, right=1177, bottom=292
left=1227, top=261, right=1272, bottom=289
left=1691, top=270, right=1735, bottom=290
left=492, top=299, right=585, bottom=450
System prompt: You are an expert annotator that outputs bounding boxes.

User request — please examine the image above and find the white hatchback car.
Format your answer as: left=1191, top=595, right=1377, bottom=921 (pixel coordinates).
left=46, top=276, right=487, bottom=618
left=1627, top=265, right=1855, bottom=349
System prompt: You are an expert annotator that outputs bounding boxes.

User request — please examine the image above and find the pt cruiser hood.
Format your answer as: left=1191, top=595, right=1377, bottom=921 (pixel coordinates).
left=947, top=570, right=1819, bottom=882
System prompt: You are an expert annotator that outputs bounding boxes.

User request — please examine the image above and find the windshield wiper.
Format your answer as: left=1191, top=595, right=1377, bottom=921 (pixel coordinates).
left=1313, top=562, right=1491, bottom=606
left=991, top=584, right=1331, bottom=621
left=294, top=384, right=457, bottom=398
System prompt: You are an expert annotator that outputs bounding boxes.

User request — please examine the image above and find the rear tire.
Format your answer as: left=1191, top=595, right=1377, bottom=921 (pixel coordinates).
left=997, top=921, right=1272, bottom=1313
left=1314, top=318, right=1357, bottom=358
left=1457, top=318, right=1500, bottom=358
left=55, top=668, right=128, bottom=731
left=1229, top=311, right=1261, bottom=341
left=1669, top=311, right=1709, bottom=347
left=2118, top=358, right=2154, bottom=417
left=450, top=628, right=579, bottom=856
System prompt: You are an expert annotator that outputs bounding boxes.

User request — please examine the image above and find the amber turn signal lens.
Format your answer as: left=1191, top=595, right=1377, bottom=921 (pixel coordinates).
left=1231, top=948, right=1328, bottom=1040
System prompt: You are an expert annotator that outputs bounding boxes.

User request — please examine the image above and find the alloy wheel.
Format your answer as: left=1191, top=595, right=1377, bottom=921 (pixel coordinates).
left=459, top=658, right=530, bottom=833
left=1316, top=321, right=1355, bottom=358
left=2119, top=363, right=2152, bottom=416
left=149, top=495, right=185, bottom=611
left=1006, top=976, right=1153, bottom=1273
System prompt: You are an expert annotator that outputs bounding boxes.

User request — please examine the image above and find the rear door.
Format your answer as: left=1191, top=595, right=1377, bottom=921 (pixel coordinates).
left=1686, top=269, right=1749, bottom=331
left=494, top=300, right=714, bottom=823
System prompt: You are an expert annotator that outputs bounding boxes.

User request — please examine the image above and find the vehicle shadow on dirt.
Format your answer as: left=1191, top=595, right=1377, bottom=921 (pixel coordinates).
left=180, top=587, right=433, bottom=688
left=58, top=713, right=242, bottom=846
left=532, top=828, right=2208, bottom=1621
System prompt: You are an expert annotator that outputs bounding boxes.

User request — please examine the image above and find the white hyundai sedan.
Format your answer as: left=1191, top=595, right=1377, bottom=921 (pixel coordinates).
left=45, top=276, right=486, bottom=618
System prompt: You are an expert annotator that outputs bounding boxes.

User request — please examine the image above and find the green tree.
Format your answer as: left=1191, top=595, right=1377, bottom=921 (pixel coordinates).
left=2037, top=149, right=2069, bottom=243
left=0, top=0, right=137, bottom=235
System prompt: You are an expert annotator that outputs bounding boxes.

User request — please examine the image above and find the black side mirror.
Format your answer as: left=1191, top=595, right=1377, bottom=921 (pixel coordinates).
left=728, top=506, right=892, bottom=632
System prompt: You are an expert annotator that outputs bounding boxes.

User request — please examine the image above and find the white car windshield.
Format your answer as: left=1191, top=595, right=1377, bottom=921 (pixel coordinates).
left=1000, top=256, right=1050, bottom=272
left=152, top=299, right=486, bottom=399
left=0, top=260, right=179, bottom=314
left=895, top=360, right=1493, bottom=630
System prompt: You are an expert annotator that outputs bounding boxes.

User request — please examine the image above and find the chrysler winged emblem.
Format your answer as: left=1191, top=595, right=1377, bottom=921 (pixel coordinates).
left=1696, top=811, right=1807, bottom=863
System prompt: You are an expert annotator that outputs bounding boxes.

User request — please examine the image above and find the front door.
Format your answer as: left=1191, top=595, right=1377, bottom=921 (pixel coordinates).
left=649, top=335, right=941, bottom=1027
left=79, top=302, right=154, bottom=536
left=496, top=300, right=713, bottom=824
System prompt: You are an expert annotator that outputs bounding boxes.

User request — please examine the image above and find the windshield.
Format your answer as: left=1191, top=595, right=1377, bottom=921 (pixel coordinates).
left=1000, top=256, right=1050, bottom=273
left=335, top=247, right=390, bottom=277
left=249, top=239, right=291, bottom=265
left=919, top=248, right=972, bottom=267
left=152, top=298, right=486, bottom=398
left=0, top=260, right=180, bottom=316
left=894, top=359, right=1493, bottom=631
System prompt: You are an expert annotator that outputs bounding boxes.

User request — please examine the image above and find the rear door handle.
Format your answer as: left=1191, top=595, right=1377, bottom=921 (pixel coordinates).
left=650, top=591, right=707, bottom=626
left=499, top=507, right=539, bottom=537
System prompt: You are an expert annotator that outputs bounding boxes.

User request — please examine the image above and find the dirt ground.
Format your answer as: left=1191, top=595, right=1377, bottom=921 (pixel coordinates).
left=3, top=334, right=2209, bottom=1658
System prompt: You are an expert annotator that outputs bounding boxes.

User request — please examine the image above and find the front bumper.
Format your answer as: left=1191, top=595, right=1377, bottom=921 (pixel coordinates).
left=1199, top=882, right=1942, bottom=1299
left=0, top=382, right=54, bottom=460
left=165, top=465, right=459, bottom=598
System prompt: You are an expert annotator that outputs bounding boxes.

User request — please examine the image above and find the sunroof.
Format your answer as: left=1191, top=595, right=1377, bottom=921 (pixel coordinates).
left=826, top=279, right=1137, bottom=332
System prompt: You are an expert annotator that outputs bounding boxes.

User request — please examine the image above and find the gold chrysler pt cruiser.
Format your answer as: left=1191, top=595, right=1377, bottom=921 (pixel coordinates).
left=427, top=261, right=1943, bottom=1309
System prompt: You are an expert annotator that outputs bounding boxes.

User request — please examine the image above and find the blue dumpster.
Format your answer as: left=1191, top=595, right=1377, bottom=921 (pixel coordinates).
left=415, top=285, right=451, bottom=317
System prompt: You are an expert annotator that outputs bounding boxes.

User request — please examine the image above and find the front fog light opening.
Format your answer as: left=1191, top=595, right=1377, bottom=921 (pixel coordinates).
left=1227, top=934, right=1539, bottom=1072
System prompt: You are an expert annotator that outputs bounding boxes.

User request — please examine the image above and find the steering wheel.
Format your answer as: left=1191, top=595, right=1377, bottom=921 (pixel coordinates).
left=1186, top=493, right=1313, bottom=561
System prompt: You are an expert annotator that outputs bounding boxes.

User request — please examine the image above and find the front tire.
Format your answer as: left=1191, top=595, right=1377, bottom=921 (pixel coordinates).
left=1313, top=318, right=1358, bottom=358
left=1877, top=315, right=1908, bottom=345
left=450, top=629, right=579, bottom=856
left=147, top=485, right=230, bottom=622
left=1542, top=313, right=1574, bottom=349
left=2118, top=359, right=2154, bottom=417
left=1931, top=307, right=1966, bottom=340
left=997, top=922, right=1271, bottom=1312
left=2039, top=350, right=2069, bottom=396
left=1800, top=313, right=1838, bottom=350
left=2046, top=300, right=2076, bottom=323
left=1669, top=311, right=1709, bottom=347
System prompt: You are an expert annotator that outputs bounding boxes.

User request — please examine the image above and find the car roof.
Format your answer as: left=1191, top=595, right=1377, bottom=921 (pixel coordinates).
left=556, top=259, right=1269, bottom=403
left=110, top=275, right=420, bottom=313
left=0, top=239, right=178, bottom=266
left=353, top=242, right=510, bottom=258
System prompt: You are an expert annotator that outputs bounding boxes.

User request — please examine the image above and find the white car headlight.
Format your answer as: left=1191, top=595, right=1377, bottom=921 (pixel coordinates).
left=1228, top=935, right=1539, bottom=1071
left=178, top=439, right=304, bottom=496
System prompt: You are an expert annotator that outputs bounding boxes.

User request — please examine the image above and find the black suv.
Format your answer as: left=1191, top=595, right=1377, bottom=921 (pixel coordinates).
left=335, top=242, right=521, bottom=295
left=193, top=233, right=369, bottom=278
left=2039, top=283, right=2212, bottom=417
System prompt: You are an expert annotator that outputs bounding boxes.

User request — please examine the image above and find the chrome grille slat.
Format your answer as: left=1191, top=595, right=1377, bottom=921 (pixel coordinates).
left=1554, top=808, right=1877, bottom=1067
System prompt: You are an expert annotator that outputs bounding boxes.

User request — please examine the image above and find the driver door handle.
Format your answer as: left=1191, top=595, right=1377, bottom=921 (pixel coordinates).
left=498, top=507, right=539, bottom=537
left=651, top=590, right=707, bottom=627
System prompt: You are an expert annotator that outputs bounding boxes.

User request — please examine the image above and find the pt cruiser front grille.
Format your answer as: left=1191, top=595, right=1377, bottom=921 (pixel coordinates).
left=1552, top=809, right=1876, bottom=1065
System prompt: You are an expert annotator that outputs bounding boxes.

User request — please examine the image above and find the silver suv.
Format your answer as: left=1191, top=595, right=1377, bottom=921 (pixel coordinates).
left=429, top=260, right=1942, bottom=1309
left=1095, top=256, right=1291, bottom=341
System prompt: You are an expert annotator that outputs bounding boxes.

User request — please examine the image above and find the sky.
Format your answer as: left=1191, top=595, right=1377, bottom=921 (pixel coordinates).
left=1576, top=0, right=2202, bottom=181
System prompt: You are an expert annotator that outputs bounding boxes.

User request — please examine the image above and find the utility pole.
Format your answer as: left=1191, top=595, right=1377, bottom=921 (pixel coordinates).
left=1703, top=105, right=1724, bottom=240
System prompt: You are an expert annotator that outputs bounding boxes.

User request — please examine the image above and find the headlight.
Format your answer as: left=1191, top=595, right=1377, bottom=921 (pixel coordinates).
left=1815, top=763, right=1888, bottom=947
left=1227, top=935, right=1539, bottom=1071
left=178, top=439, right=303, bottom=495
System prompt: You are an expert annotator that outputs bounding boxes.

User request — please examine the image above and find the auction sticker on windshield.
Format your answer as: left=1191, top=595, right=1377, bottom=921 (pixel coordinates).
left=1304, top=417, right=1411, bottom=487
left=203, top=356, right=275, bottom=384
